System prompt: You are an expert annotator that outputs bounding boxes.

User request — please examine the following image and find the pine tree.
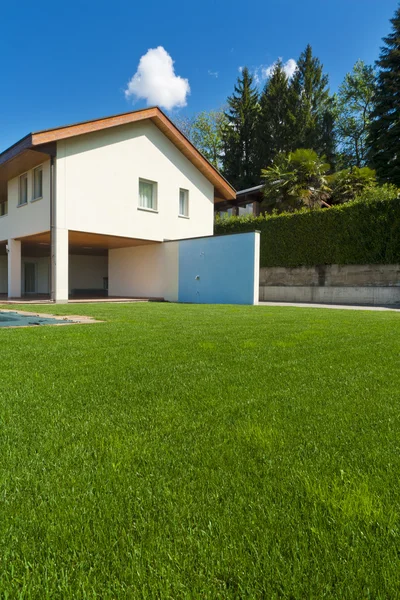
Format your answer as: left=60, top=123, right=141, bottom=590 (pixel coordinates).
left=221, top=67, right=259, bottom=189
left=289, top=44, right=335, bottom=165
left=256, top=60, right=292, bottom=170
left=368, top=6, right=400, bottom=185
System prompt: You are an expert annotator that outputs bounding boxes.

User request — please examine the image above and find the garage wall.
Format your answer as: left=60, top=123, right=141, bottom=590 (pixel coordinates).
left=69, top=255, right=108, bottom=293
left=109, top=243, right=179, bottom=300
left=178, top=232, right=260, bottom=305
left=109, top=232, right=260, bottom=305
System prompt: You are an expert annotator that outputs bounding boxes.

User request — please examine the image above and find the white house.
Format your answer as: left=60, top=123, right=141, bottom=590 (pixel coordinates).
left=0, top=107, right=237, bottom=302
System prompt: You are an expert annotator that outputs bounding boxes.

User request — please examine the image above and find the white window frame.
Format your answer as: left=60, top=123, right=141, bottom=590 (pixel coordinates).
left=32, top=165, right=43, bottom=201
left=138, top=178, right=158, bottom=212
left=18, top=173, right=28, bottom=206
left=179, top=188, right=189, bottom=218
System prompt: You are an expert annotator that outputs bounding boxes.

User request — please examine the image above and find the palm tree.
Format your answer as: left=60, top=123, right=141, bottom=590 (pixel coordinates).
left=261, top=149, right=331, bottom=211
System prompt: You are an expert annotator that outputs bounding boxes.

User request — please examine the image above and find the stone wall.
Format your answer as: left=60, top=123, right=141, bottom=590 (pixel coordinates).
left=259, top=264, right=400, bottom=305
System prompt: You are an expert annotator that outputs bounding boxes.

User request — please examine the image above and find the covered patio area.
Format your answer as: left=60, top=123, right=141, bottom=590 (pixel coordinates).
left=0, top=230, right=158, bottom=303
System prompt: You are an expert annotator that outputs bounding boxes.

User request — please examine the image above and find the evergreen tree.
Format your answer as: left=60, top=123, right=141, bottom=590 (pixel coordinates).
left=221, top=67, right=259, bottom=189
left=368, top=6, right=400, bottom=185
left=289, top=44, right=335, bottom=165
left=256, top=60, right=292, bottom=170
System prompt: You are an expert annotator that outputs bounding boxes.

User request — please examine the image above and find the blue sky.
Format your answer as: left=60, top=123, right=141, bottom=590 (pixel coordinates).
left=0, top=0, right=398, bottom=151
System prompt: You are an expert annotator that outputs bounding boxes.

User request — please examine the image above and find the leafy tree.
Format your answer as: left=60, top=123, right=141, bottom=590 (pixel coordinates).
left=368, top=6, right=400, bottom=185
left=191, top=110, right=227, bottom=169
left=174, top=110, right=227, bottom=169
left=256, top=60, right=292, bottom=170
left=335, top=60, right=376, bottom=168
left=289, top=45, right=335, bottom=166
left=221, top=67, right=260, bottom=189
left=261, top=148, right=331, bottom=211
left=174, top=115, right=193, bottom=139
left=329, top=167, right=376, bottom=204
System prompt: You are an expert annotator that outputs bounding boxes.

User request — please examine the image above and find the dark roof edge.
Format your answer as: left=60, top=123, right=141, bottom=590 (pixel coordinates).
left=0, top=134, right=32, bottom=166
left=236, top=185, right=263, bottom=196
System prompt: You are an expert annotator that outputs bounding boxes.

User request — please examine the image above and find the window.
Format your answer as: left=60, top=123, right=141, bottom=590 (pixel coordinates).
left=18, top=173, right=28, bottom=206
left=179, top=188, right=189, bottom=217
left=139, top=179, right=157, bottom=211
left=218, top=208, right=233, bottom=219
left=33, top=166, right=43, bottom=200
left=0, top=200, right=7, bottom=217
left=238, top=202, right=254, bottom=216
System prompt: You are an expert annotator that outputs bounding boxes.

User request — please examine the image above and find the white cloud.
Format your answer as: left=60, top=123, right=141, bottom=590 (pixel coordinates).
left=125, top=46, right=190, bottom=111
left=208, top=70, right=219, bottom=78
left=283, top=59, right=297, bottom=78
left=263, top=58, right=297, bottom=80
left=253, top=68, right=262, bottom=85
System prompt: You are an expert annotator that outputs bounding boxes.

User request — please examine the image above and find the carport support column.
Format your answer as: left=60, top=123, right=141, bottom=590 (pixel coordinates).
left=51, top=145, right=69, bottom=303
left=53, top=228, right=69, bottom=303
left=7, top=239, right=21, bottom=299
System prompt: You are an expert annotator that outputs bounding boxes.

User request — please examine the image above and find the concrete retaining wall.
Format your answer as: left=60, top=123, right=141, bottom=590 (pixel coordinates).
left=260, top=264, right=400, bottom=305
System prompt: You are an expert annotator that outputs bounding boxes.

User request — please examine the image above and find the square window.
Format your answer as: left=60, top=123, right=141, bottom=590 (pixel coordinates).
left=179, top=188, right=189, bottom=217
left=33, top=166, right=43, bottom=200
left=19, top=173, right=28, bottom=206
left=139, top=179, right=157, bottom=211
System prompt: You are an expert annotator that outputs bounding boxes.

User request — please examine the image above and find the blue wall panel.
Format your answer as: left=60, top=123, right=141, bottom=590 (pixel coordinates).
left=178, top=232, right=257, bottom=304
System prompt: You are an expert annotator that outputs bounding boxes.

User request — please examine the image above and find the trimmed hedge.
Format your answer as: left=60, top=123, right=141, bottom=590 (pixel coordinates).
left=214, top=198, right=400, bottom=268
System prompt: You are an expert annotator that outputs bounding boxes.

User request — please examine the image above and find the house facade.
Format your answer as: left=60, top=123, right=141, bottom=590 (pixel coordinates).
left=0, top=108, right=236, bottom=302
left=215, top=185, right=263, bottom=218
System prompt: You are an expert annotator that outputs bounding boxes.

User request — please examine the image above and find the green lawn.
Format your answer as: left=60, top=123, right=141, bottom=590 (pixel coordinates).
left=1, top=302, right=400, bottom=599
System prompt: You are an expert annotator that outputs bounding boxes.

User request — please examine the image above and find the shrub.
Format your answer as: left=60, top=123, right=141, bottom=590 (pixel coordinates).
left=214, top=196, right=400, bottom=267
left=329, top=167, right=377, bottom=204
left=261, top=149, right=331, bottom=212
left=355, top=183, right=400, bottom=202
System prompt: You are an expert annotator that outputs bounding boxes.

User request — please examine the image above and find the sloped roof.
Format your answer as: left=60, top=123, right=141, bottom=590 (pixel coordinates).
left=0, top=107, right=235, bottom=202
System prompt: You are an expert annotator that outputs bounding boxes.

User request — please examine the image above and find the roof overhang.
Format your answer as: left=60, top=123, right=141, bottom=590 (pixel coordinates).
left=0, top=107, right=236, bottom=202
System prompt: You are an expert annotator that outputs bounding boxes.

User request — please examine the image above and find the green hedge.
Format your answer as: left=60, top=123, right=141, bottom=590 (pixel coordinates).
left=214, top=198, right=400, bottom=268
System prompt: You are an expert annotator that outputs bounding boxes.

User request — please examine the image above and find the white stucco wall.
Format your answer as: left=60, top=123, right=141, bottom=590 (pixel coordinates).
left=0, top=160, right=51, bottom=242
left=69, top=255, right=108, bottom=292
left=56, top=121, right=214, bottom=242
left=109, top=243, right=179, bottom=301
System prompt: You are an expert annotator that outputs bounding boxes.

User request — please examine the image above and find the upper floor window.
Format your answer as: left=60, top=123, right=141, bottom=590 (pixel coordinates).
left=33, top=166, right=43, bottom=200
left=179, top=188, right=189, bottom=217
left=18, top=173, right=28, bottom=206
left=0, top=200, right=7, bottom=217
left=139, top=178, right=157, bottom=211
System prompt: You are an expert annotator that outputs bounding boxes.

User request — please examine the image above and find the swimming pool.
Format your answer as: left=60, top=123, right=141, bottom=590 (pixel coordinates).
left=0, top=311, right=72, bottom=328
